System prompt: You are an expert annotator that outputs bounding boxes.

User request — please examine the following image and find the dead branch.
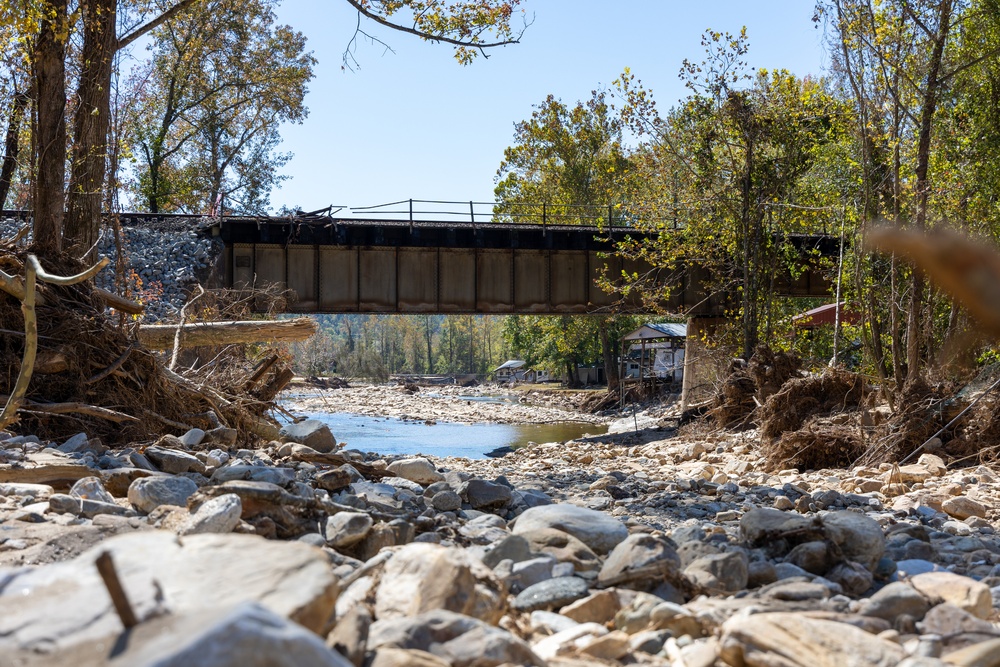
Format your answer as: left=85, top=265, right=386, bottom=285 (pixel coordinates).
left=84, top=343, right=136, bottom=385
left=144, top=410, right=193, bottom=432
left=255, top=367, right=294, bottom=402
left=170, top=285, right=205, bottom=371
left=17, top=399, right=140, bottom=423
left=29, top=255, right=109, bottom=285
left=95, top=551, right=139, bottom=629
left=244, top=353, right=279, bottom=390
left=0, top=257, right=37, bottom=429
left=138, top=317, right=318, bottom=350
left=93, top=287, right=144, bottom=315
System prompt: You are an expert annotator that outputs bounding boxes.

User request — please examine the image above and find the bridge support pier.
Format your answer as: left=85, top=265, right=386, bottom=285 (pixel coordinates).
left=680, top=317, right=728, bottom=413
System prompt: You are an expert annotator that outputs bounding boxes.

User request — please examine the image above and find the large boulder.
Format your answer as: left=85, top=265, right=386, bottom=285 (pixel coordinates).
left=739, top=508, right=813, bottom=545
left=127, top=475, right=198, bottom=514
left=386, top=458, right=443, bottom=485
left=374, top=543, right=504, bottom=623
left=910, top=571, right=994, bottom=619
left=517, top=528, right=601, bottom=573
left=684, top=551, right=748, bottom=593
left=0, top=531, right=339, bottom=655
left=820, top=511, right=885, bottom=572
left=598, top=533, right=681, bottom=589
left=279, top=420, right=337, bottom=453
left=719, top=612, right=905, bottom=667
left=513, top=504, right=628, bottom=555
left=178, top=493, right=242, bottom=536
left=26, top=602, right=352, bottom=667
left=368, top=610, right=544, bottom=667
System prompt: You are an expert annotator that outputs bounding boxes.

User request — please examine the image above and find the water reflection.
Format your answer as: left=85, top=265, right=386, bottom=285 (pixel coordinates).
left=305, top=412, right=607, bottom=459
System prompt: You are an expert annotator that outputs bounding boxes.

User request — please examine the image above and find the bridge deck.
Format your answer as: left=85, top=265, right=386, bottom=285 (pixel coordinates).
left=216, top=218, right=836, bottom=316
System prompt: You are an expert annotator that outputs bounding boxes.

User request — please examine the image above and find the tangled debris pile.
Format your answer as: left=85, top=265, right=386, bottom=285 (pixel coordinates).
left=0, top=242, right=303, bottom=446
left=701, top=346, right=1000, bottom=474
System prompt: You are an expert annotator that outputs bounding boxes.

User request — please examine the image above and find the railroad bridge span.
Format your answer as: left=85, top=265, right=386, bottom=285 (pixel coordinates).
left=216, top=216, right=837, bottom=317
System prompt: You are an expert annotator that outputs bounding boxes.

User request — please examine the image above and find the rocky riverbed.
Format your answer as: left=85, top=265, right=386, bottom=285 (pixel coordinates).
left=2, top=385, right=1000, bottom=666
left=288, top=384, right=611, bottom=426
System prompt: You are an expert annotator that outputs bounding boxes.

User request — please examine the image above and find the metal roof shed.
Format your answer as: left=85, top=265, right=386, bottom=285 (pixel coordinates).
left=622, top=322, right=688, bottom=341
left=620, top=323, right=688, bottom=386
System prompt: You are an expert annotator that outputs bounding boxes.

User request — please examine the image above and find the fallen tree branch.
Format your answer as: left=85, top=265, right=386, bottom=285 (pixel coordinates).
left=138, top=318, right=318, bottom=350
left=16, top=400, right=140, bottom=423
left=170, top=285, right=205, bottom=370
left=28, top=255, right=110, bottom=285
left=0, top=267, right=44, bottom=304
left=84, top=343, right=136, bottom=385
left=93, top=287, right=144, bottom=315
left=144, top=410, right=193, bottom=432
left=96, top=551, right=139, bottom=629
left=0, top=257, right=37, bottom=429
left=245, top=354, right=279, bottom=390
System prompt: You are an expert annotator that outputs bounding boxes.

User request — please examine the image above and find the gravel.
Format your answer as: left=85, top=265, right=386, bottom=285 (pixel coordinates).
left=0, top=216, right=222, bottom=321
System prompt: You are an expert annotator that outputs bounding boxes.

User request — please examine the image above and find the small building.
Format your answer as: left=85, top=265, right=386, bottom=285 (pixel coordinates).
left=621, top=322, right=687, bottom=383
left=493, top=359, right=527, bottom=382
left=492, top=360, right=552, bottom=384
left=792, top=302, right=860, bottom=330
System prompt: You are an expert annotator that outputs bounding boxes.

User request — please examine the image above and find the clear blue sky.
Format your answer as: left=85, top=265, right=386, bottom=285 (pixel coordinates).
left=270, top=1, right=829, bottom=214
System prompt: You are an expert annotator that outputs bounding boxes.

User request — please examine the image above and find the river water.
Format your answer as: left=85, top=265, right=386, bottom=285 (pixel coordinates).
left=304, top=413, right=606, bottom=459
left=286, top=391, right=607, bottom=458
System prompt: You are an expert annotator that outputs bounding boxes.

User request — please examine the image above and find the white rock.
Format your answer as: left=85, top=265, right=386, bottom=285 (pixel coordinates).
left=128, top=475, right=198, bottom=514
left=0, top=532, right=339, bottom=654
left=325, top=512, right=373, bottom=549
left=386, top=458, right=444, bottom=485
left=180, top=494, right=242, bottom=535
left=513, top=504, right=628, bottom=555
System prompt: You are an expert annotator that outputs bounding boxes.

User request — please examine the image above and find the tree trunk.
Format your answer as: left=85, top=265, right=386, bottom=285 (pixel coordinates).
left=65, top=0, right=118, bottom=255
left=137, top=317, right=318, bottom=350
left=598, top=317, right=619, bottom=388
left=0, top=91, right=28, bottom=209
left=32, top=0, right=70, bottom=253
left=907, top=0, right=953, bottom=375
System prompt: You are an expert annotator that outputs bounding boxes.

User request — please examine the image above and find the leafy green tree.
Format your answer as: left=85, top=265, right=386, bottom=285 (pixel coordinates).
left=494, top=91, right=638, bottom=385
left=819, top=0, right=1000, bottom=383
left=494, top=91, right=631, bottom=225
left=613, top=31, right=843, bottom=359
left=127, top=0, right=315, bottom=214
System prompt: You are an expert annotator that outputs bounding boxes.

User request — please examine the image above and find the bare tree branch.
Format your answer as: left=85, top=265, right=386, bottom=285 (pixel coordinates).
left=342, top=0, right=524, bottom=50
left=116, top=0, right=202, bottom=51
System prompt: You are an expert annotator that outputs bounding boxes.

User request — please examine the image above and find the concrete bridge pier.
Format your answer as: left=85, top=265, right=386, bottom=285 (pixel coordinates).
left=680, top=317, right=728, bottom=413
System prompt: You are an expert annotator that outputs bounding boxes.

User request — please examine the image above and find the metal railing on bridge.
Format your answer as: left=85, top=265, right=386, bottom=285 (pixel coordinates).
left=347, top=199, right=674, bottom=231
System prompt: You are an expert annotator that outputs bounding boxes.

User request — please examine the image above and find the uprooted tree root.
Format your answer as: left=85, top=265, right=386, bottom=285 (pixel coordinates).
left=709, top=363, right=757, bottom=430
left=747, top=345, right=802, bottom=402
left=709, top=346, right=804, bottom=431
left=0, top=244, right=284, bottom=446
left=758, top=368, right=867, bottom=440
left=762, top=414, right=867, bottom=475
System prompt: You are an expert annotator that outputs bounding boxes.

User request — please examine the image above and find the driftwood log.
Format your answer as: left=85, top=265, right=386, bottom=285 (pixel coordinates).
left=137, top=318, right=318, bottom=350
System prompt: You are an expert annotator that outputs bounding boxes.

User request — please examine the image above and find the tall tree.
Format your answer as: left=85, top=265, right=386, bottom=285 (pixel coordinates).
left=613, top=31, right=842, bottom=359
left=2, top=0, right=526, bottom=253
left=495, top=91, right=633, bottom=384
left=820, top=0, right=999, bottom=380
left=128, top=0, right=315, bottom=214
left=494, top=91, right=630, bottom=225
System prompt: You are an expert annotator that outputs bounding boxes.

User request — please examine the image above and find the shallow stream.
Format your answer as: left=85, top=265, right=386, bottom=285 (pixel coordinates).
left=300, top=412, right=606, bottom=459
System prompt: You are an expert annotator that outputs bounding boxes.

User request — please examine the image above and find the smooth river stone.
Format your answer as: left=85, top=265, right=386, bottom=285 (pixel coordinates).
left=513, top=504, right=628, bottom=555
